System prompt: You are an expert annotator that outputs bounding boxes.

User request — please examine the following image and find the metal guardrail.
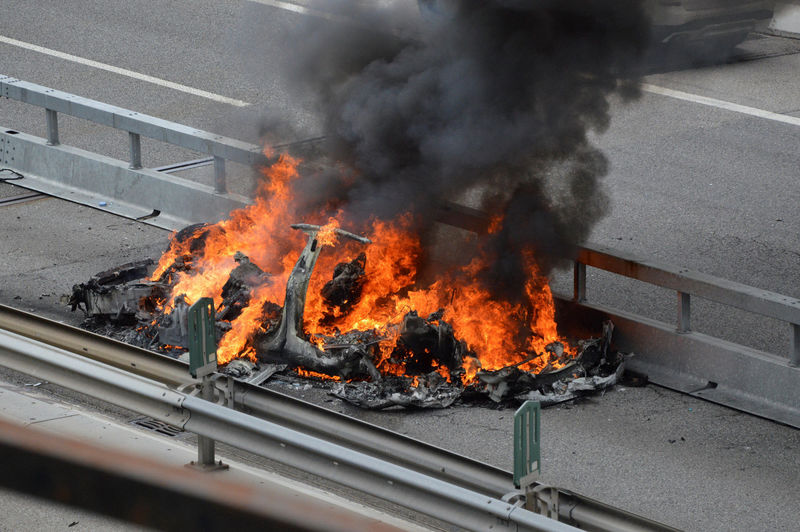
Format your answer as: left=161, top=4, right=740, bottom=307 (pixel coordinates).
left=0, top=304, right=510, bottom=496
left=573, top=244, right=800, bottom=366
left=0, top=326, right=578, bottom=532
left=0, top=75, right=267, bottom=193
left=0, top=304, right=677, bottom=532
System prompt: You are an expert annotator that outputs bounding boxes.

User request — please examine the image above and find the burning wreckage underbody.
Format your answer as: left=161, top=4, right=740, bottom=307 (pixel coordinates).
left=69, top=223, right=625, bottom=409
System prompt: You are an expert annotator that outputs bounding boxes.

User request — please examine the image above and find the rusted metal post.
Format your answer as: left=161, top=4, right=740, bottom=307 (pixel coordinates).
left=128, top=132, right=142, bottom=169
left=573, top=261, right=586, bottom=302
left=213, top=155, right=226, bottom=193
left=677, top=292, right=691, bottom=333
left=45, top=109, right=59, bottom=146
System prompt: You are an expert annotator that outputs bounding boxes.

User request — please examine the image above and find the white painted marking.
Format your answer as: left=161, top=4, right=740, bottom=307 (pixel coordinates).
left=246, top=0, right=412, bottom=40
left=246, top=0, right=346, bottom=22
left=0, top=35, right=251, bottom=107
left=641, top=83, right=800, bottom=128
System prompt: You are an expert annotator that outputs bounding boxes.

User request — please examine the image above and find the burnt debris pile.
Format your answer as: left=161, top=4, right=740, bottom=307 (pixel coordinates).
left=69, top=242, right=624, bottom=409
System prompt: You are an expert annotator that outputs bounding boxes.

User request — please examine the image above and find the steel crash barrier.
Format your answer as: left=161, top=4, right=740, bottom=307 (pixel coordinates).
left=0, top=74, right=256, bottom=229
left=569, top=246, right=800, bottom=427
left=0, top=305, right=678, bottom=531
left=1, top=75, right=798, bottom=422
left=0, top=325, right=584, bottom=532
left=0, top=304, right=677, bottom=532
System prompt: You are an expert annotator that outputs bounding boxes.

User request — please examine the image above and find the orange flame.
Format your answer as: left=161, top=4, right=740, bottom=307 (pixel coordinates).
left=295, top=368, right=342, bottom=381
left=151, top=151, right=574, bottom=380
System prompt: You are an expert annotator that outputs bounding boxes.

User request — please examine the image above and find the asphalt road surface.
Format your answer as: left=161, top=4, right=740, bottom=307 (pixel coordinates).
left=1, top=2, right=799, bottom=531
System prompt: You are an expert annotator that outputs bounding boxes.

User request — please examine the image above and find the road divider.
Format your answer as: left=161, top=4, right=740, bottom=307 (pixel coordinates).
left=770, top=1, right=800, bottom=38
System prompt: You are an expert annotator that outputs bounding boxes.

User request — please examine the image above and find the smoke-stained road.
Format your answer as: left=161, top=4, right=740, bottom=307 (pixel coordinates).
left=1, top=2, right=799, bottom=531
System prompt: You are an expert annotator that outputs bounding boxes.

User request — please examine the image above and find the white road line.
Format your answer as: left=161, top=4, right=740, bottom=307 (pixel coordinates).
left=0, top=35, right=251, bottom=108
left=246, top=0, right=347, bottom=22
left=642, top=83, right=800, bottom=128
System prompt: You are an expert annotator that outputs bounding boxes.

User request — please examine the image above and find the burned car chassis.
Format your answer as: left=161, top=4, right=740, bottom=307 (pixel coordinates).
left=70, top=223, right=624, bottom=409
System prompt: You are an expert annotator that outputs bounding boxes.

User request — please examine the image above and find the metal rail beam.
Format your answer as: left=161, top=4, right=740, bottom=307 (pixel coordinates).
left=0, top=75, right=266, bottom=168
left=576, top=245, right=800, bottom=327
left=434, top=202, right=800, bottom=366
left=0, top=328, right=577, bottom=532
left=556, top=299, right=800, bottom=428
left=0, top=304, right=509, bottom=495
left=233, top=382, right=511, bottom=497
left=3, top=72, right=796, bottom=347
left=0, top=418, right=387, bottom=532
left=0, top=305, right=190, bottom=387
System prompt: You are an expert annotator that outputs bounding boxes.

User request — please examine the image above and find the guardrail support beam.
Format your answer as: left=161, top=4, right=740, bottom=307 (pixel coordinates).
left=213, top=156, right=226, bottom=194
left=573, top=262, right=586, bottom=303
left=45, top=109, right=59, bottom=146
left=677, top=292, right=691, bottom=333
left=791, top=323, right=799, bottom=367
left=128, top=132, right=142, bottom=169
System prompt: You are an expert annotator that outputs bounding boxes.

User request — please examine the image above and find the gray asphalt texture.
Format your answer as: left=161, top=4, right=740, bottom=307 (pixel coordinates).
left=1, top=2, right=799, bottom=531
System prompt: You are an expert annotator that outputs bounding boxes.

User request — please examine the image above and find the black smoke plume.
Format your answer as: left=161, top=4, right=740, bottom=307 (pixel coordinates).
left=268, top=0, right=649, bottom=301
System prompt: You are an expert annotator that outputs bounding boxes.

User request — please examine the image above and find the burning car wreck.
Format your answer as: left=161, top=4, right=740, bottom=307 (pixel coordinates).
left=70, top=212, right=625, bottom=410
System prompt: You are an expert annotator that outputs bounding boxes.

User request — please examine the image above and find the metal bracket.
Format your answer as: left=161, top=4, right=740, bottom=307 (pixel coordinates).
left=528, top=484, right=559, bottom=520
left=515, top=401, right=559, bottom=519
left=210, top=373, right=236, bottom=408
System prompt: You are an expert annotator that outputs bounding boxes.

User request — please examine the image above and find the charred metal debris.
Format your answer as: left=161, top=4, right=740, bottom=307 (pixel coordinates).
left=70, top=224, right=625, bottom=410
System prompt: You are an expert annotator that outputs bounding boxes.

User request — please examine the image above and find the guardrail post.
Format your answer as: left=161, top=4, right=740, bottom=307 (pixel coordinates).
left=677, top=291, right=691, bottom=333
left=573, top=262, right=586, bottom=302
left=197, top=375, right=221, bottom=464
left=45, top=109, right=59, bottom=146
left=791, top=323, right=799, bottom=367
left=187, top=298, right=228, bottom=472
left=128, top=132, right=142, bottom=169
left=213, top=156, right=226, bottom=194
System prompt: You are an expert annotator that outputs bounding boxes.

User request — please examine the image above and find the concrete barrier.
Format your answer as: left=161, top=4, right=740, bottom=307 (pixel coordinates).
left=769, top=1, right=800, bottom=38
left=0, top=128, right=250, bottom=231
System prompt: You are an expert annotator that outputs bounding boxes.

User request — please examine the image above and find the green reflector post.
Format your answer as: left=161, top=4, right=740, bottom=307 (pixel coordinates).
left=513, top=400, right=541, bottom=489
left=188, top=297, right=217, bottom=378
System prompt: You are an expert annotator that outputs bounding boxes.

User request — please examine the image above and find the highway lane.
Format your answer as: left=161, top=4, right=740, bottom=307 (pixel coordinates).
left=1, top=2, right=799, bottom=530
